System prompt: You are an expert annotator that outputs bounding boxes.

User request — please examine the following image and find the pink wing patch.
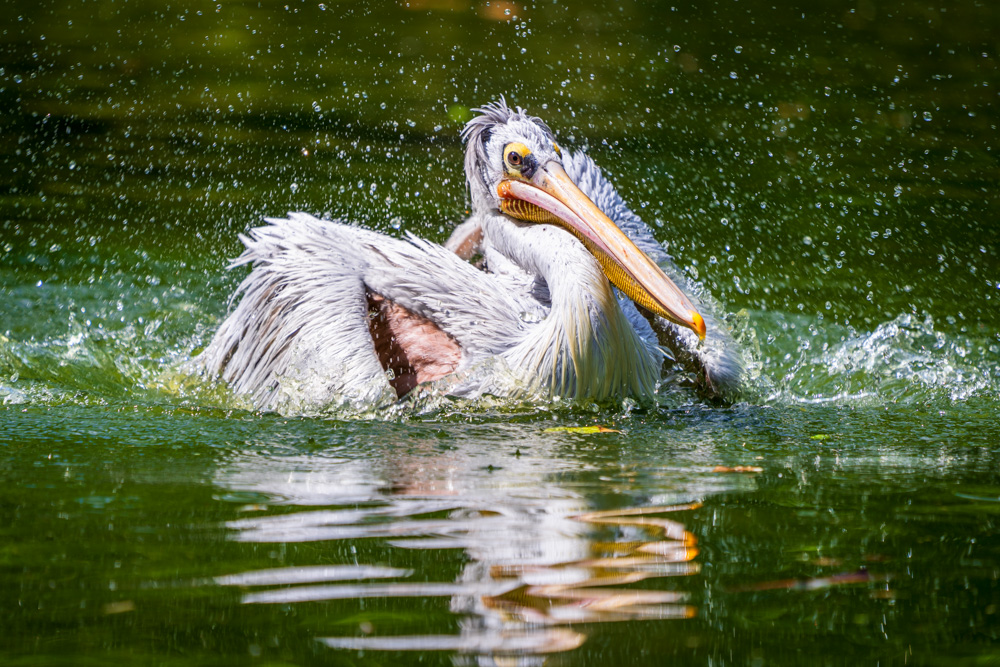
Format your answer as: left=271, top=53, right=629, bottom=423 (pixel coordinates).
left=366, top=292, right=462, bottom=398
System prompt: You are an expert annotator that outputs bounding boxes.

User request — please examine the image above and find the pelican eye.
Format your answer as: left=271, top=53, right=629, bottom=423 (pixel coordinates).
left=503, top=142, right=532, bottom=172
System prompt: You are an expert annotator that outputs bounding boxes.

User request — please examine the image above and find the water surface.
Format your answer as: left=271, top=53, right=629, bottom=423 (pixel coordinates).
left=2, top=0, right=999, bottom=664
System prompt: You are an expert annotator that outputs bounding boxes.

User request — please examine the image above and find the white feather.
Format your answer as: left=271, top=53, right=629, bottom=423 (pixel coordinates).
left=192, top=99, right=745, bottom=414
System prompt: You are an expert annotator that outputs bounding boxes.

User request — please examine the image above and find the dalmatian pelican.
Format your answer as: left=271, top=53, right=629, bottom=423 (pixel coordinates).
left=194, top=99, right=744, bottom=413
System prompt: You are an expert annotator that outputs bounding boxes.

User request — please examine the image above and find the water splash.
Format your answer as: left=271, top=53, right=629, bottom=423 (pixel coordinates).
left=3, top=293, right=995, bottom=414
left=770, top=313, right=999, bottom=405
left=0, top=315, right=246, bottom=411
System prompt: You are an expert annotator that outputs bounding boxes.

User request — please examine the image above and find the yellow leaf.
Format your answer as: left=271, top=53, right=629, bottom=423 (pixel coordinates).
left=712, top=465, right=764, bottom=473
left=543, top=425, right=621, bottom=434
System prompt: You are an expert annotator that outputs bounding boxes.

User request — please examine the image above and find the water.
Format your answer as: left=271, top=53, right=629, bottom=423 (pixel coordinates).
left=2, top=0, right=999, bottom=664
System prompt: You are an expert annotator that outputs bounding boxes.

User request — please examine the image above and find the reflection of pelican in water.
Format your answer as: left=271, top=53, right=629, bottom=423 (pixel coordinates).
left=213, top=433, right=704, bottom=658
left=195, top=99, right=744, bottom=413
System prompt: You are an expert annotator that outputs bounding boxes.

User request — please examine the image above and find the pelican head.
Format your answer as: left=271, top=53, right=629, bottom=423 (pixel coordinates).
left=462, top=100, right=706, bottom=339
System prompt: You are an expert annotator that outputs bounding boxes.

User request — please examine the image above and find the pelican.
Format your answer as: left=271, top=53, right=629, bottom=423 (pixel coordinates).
left=194, top=99, right=744, bottom=414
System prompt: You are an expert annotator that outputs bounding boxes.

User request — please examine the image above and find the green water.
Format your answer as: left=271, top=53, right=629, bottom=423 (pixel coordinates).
left=2, top=0, right=999, bottom=664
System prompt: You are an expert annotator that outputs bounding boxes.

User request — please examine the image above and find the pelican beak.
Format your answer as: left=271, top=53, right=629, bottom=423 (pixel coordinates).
left=498, top=162, right=706, bottom=339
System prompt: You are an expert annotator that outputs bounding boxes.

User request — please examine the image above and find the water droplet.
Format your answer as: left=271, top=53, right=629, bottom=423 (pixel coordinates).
left=734, top=45, right=743, bottom=53
left=729, top=71, right=737, bottom=79
left=290, top=183, right=298, bottom=194
left=922, top=111, right=932, bottom=121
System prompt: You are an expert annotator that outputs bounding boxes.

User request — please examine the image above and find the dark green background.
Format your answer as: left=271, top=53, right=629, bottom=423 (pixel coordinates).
left=1, top=0, right=998, bottom=664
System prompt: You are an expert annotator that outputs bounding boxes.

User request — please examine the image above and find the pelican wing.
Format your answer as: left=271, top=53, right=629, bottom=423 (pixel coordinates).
left=195, top=213, right=527, bottom=413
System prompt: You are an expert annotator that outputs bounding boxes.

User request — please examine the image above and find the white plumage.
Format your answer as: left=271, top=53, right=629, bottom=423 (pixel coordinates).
left=193, top=100, right=745, bottom=414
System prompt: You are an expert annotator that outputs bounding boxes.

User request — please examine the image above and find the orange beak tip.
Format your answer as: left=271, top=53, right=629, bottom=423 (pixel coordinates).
left=691, top=311, right=706, bottom=340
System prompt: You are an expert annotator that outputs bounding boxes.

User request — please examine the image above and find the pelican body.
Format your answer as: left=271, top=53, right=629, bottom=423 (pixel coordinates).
left=195, top=100, right=744, bottom=414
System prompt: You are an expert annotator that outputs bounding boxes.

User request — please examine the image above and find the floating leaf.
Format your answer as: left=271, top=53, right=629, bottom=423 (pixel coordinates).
left=102, top=600, right=136, bottom=615
left=543, top=425, right=621, bottom=434
left=726, top=568, right=880, bottom=594
left=712, top=466, right=763, bottom=473
left=810, top=434, right=831, bottom=441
